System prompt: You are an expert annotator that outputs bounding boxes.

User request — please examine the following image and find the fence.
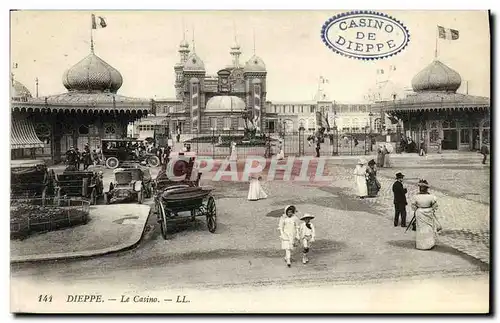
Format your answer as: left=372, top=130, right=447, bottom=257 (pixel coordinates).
left=169, top=129, right=388, bottom=159
left=10, top=198, right=90, bottom=239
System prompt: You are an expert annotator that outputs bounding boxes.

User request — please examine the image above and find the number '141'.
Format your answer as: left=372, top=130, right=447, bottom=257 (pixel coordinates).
left=38, top=295, right=52, bottom=302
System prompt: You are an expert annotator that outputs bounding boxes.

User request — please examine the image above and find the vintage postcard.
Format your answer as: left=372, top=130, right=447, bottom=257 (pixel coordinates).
left=9, top=9, right=490, bottom=314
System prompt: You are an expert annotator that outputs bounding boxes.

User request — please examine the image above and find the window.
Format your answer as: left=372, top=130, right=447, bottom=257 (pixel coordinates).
left=300, top=106, right=304, bottom=113
left=292, top=105, right=295, bottom=113
left=374, top=118, right=382, bottom=133
left=352, top=118, right=359, bottom=132
left=210, top=117, right=217, bottom=129
left=79, top=125, right=89, bottom=135
left=460, top=129, right=470, bottom=144
left=105, top=125, right=116, bottom=135
left=223, top=117, right=231, bottom=129
left=238, top=118, right=245, bottom=129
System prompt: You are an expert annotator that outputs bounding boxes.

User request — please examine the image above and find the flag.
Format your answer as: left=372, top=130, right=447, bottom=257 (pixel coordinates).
left=92, top=14, right=107, bottom=29
left=438, top=26, right=459, bottom=40
left=390, top=65, right=396, bottom=71
left=377, top=69, right=384, bottom=74
left=12, top=63, right=18, bottom=69
left=320, top=76, right=329, bottom=84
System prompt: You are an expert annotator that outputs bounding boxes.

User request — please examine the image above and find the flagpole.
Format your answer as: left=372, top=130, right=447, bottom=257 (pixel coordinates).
left=434, top=26, right=438, bottom=59
left=90, top=14, right=94, bottom=53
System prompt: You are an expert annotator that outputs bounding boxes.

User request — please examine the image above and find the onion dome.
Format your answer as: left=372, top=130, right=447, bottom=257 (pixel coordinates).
left=243, top=55, right=266, bottom=73
left=11, top=80, right=32, bottom=99
left=205, top=96, right=245, bottom=112
left=183, top=53, right=205, bottom=72
left=411, top=60, right=462, bottom=93
left=62, top=52, right=123, bottom=93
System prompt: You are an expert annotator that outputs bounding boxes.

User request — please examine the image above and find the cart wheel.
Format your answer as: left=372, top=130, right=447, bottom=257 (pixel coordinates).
left=106, top=157, right=119, bottom=169
left=104, top=192, right=109, bottom=205
left=148, top=156, right=160, bottom=167
left=206, top=196, right=217, bottom=233
left=137, top=188, right=144, bottom=204
left=42, top=186, right=47, bottom=206
left=90, top=188, right=97, bottom=205
left=158, top=201, right=168, bottom=240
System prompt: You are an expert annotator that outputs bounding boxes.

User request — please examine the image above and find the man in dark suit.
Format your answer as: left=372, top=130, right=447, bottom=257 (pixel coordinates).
left=392, top=172, right=407, bottom=227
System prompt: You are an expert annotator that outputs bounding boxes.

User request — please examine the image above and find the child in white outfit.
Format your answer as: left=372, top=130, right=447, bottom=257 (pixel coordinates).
left=299, top=214, right=316, bottom=264
left=278, top=205, right=299, bottom=267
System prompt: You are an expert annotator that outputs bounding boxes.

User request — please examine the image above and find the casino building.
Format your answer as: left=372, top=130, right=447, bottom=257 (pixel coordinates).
left=133, top=37, right=274, bottom=138
left=385, top=59, right=490, bottom=151
left=11, top=46, right=151, bottom=164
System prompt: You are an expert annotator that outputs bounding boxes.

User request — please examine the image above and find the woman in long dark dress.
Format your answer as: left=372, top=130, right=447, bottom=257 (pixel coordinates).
left=366, top=159, right=380, bottom=197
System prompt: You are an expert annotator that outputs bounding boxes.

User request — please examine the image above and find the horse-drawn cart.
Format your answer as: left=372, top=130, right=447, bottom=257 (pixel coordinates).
left=154, top=152, right=216, bottom=240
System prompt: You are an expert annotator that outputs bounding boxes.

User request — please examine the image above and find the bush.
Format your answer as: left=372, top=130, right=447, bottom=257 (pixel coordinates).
left=10, top=200, right=90, bottom=240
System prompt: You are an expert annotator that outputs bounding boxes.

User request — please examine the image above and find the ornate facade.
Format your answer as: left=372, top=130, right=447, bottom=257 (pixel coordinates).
left=386, top=60, right=490, bottom=151
left=11, top=49, right=151, bottom=164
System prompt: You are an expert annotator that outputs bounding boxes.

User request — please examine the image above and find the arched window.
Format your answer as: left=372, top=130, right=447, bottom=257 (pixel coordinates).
left=78, top=125, right=89, bottom=135
left=374, top=118, right=382, bottom=133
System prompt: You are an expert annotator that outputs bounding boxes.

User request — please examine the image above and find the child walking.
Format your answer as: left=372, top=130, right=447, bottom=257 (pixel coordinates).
left=278, top=205, right=300, bottom=267
left=299, top=214, right=316, bottom=264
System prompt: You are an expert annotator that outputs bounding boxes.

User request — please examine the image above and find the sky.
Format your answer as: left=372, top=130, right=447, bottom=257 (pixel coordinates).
left=10, top=10, right=490, bottom=103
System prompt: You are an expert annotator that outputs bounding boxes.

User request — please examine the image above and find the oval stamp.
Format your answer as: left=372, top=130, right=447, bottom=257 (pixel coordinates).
left=321, top=11, right=410, bottom=60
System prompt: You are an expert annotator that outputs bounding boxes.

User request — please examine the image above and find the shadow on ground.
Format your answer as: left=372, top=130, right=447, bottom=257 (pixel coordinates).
left=387, top=240, right=489, bottom=270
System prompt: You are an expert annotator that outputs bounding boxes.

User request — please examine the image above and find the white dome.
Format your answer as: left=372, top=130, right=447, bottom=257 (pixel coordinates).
left=183, top=53, right=205, bottom=72
left=205, top=96, right=246, bottom=112
left=244, top=55, right=266, bottom=73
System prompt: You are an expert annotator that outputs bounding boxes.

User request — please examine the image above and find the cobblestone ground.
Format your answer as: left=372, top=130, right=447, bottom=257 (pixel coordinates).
left=312, top=164, right=490, bottom=265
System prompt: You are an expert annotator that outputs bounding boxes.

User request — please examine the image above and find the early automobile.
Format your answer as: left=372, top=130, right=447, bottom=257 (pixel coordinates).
left=10, top=159, right=54, bottom=202
left=54, top=169, right=104, bottom=205
left=101, top=138, right=160, bottom=169
left=153, top=151, right=216, bottom=240
left=104, top=167, right=147, bottom=204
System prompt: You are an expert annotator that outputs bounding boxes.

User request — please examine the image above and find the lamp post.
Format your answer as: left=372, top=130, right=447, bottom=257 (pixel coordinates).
left=331, top=121, right=338, bottom=156
left=364, top=123, right=369, bottom=155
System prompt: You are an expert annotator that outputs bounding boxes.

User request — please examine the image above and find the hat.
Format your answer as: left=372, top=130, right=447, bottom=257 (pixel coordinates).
left=418, top=179, right=430, bottom=188
left=300, top=213, right=315, bottom=221
left=284, top=205, right=296, bottom=214
left=395, top=172, right=404, bottom=179
left=357, top=158, right=367, bottom=165
left=368, top=159, right=376, bottom=165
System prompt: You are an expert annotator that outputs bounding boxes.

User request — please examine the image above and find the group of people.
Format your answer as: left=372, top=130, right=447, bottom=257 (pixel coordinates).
left=376, top=143, right=392, bottom=168
left=392, top=173, right=441, bottom=250
left=65, top=144, right=96, bottom=171
left=354, top=158, right=381, bottom=198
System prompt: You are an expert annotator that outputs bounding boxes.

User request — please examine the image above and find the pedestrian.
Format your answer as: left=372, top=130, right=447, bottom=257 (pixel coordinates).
left=229, top=141, right=238, bottom=161
left=298, top=213, right=316, bottom=264
left=436, top=137, right=442, bottom=154
left=376, top=145, right=384, bottom=167
left=278, top=205, right=300, bottom=268
left=315, top=141, right=321, bottom=158
left=82, top=144, right=92, bottom=170
left=366, top=159, right=380, bottom=197
left=411, top=179, right=441, bottom=250
left=480, top=139, right=489, bottom=164
left=176, top=133, right=181, bottom=143
left=75, top=148, right=81, bottom=170
left=247, top=174, right=268, bottom=201
left=354, top=158, right=368, bottom=199
left=277, top=139, right=285, bottom=160
left=392, top=172, right=408, bottom=227
left=354, top=138, right=359, bottom=147
left=91, top=149, right=99, bottom=166
left=419, top=137, right=427, bottom=157
left=383, top=143, right=393, bottom=168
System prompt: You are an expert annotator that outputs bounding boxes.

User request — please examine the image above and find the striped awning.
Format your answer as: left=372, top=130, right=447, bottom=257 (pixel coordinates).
left=11, top=118, right=45, bottom=149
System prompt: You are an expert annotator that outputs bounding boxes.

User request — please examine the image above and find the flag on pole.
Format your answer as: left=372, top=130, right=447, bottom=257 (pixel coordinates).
left=377, top=69, right=384, bottom=74
left=92, top=14, right=107, bottom=29
left=389, top=65, right=396, bottom=71
left=320, top=76, right=329, bottom=84
left=12, top=63, right=18, bottom=69
left=438, top=26, right=459, bottom=40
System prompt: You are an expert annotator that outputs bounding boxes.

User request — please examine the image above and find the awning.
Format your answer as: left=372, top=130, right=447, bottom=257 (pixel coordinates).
left=11, top=118, right=45, bottom=149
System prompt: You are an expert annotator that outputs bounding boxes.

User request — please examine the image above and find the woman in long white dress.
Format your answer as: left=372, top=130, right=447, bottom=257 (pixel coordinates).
left=411, top=179, right=441, bottom=250
left=248, top=174, right=268, bottom=201
left=354, top=158, right=368, bottom=198
left=276, top=139, right=285, bottom=160
left=229, top=141, right=237, bottom=161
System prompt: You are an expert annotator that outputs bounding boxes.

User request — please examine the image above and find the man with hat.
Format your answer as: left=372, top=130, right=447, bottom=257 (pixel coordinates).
left=298, top=213, right=316, bottom=264
left=392, top=172, right=408, bottom=227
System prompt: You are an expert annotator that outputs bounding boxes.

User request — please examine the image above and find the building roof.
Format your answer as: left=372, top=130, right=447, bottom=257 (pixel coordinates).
left=385, top=91, right=490, bottom=111
left=62, top=52, right=123, bottom=93
left=11, top=80, right=32, bottom=99
left=243, top=55, right=266, bottom=73
left=183, top=53, right=205, bottom=72
left=411, top=60, right=462, bottom=93
left=205, top=96, right=245, bottom=112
